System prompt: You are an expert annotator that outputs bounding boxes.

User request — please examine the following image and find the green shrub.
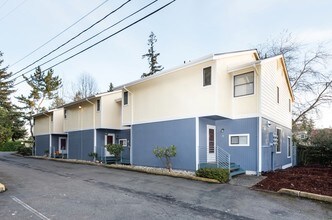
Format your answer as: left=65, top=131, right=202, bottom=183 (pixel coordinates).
left=88, top=152, right=98, bottom=162
left=0, top=141, right=23, bottom=152
left=106, top=144, right=123, bottom=163
left=297, top=144, right=332, bottom=166
left=153, top=145, right=176, bottom=172
left=195, top=168, right=229, bottom=183
left=17, top=145, right=32, bottom=156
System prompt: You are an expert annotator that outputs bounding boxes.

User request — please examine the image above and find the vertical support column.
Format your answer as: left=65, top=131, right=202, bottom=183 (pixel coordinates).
left=195, top=117, right=199, bottom=170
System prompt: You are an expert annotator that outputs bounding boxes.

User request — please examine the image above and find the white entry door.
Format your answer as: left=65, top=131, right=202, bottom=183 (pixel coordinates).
left=207, top=125, right=216, bottom=163
left=104, top=134, right=115, bottom=156
left=59, top=137, right=67, bottom=154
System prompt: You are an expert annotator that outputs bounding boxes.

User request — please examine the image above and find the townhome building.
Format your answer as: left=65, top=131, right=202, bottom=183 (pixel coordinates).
left=34, top=90, right=130, bottom=161
left=34, top=49, right=294, bottom=175
left=119, top=49, right=294, bottom=175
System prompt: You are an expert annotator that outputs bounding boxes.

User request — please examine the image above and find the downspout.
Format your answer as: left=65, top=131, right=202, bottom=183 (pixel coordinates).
left=123, top=86, right=133, bottom=165
left=86, top=99, right=97, bottom=155
left=255, top=63, right=262, bottom=176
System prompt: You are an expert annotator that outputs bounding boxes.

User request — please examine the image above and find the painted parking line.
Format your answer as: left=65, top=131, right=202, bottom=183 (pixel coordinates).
left=10, top=196, right=50, bottom=220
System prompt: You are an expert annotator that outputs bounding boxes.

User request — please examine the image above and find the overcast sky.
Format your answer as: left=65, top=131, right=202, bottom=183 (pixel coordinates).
left=1, top=0, right=331, bottom=128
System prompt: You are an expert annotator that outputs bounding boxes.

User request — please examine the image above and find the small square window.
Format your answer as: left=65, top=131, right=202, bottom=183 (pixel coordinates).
left=123, top=91, right=128, bottom=105
left=203, top=67, right=211, bottom=86
left=96, top=99, right=100, bottom=111
left=119, top=139, right=127, bottom=147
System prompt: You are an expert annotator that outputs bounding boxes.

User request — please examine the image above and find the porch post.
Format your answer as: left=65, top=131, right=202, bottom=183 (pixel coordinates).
left=195, top=117, right=199, bottom=170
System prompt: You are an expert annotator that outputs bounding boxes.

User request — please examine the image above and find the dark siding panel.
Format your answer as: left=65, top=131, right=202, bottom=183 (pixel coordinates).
left=68, top=130, right=94, bottom=161
left=132, top=118, right=196, bottom=171
left=35, top=135, right=49, bottom=156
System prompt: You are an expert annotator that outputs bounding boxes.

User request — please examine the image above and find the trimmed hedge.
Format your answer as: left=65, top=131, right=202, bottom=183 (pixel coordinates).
left=195, top=167, right=229, bottom=183
left=17, top=145, right=32, bottom=156
left=0, top=141, right=23, bottom=152
left=297, top=145, right=332, bottom=166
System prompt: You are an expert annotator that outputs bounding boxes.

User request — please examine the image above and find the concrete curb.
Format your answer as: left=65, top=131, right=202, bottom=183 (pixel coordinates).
left=0, top=183, right=6, bottom=192
left=278, top=188, right=332, bottom=203
left=28, top=156, right=220, bottom=184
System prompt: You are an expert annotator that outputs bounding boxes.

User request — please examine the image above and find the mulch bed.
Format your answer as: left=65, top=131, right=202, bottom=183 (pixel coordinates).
left=253, top=166, right=332, bottom=196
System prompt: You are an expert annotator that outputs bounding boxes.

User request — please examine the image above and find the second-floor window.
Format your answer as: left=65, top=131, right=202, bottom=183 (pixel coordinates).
left=277, top=86, right=280, bottom=103
left=97, top=99, right=100, bottom=111
left=234, top=72, right=254, bottom=97
left=203, top=66, right=211, bottom=86
left=64, top=109, right=67, bottom=119
left=123, top=91, right=128, bottom=105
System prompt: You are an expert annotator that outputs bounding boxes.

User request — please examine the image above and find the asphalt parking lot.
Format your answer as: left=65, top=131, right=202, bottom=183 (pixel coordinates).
left=0, top=152, right=331, bottom=220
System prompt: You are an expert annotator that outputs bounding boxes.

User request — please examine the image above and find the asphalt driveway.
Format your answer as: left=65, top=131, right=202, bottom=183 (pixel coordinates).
left=0, top=152, right=330, bottom=220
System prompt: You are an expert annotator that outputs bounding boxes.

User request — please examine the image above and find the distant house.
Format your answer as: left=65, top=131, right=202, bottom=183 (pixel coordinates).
left=34, top=49, right=294, bottom=175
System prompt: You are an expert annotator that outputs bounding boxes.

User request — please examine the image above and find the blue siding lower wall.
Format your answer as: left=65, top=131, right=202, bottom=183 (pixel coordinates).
left=261, top=118, right=292, bottom=171
left=132, top=118, right=196, bottom=171
left=215, top=117, right=258, bottom=172
left=35, top=135, right=50, bottom=156
left=68, top=130, right=94, bottom=161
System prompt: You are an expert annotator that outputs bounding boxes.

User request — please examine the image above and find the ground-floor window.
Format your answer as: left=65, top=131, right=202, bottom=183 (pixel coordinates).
left=287, top=136, right=291, bottom=158
left=229, top=134, right=250, bottom=146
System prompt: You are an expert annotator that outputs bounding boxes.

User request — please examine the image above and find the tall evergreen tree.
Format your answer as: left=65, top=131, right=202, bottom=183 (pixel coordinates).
left=17, top=66, right=62, bottom=138
left=108, top=82, right=114, bottom=92
left=0, top=51, right=14, bottom=109
left=141, top=32, right=164, bottom=78
left=0, top=51, right=26, bottom=141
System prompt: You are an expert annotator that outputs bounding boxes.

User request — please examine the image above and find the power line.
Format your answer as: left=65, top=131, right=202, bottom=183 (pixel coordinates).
left=12, top=0, right=158, bottom=81
left=0, top=0, right=28, bottom=23
left=9, top=0, right=110, bottom=68
left=14, top=0, right=176, bottom=87
left=11, top=0, right=131, bottom=78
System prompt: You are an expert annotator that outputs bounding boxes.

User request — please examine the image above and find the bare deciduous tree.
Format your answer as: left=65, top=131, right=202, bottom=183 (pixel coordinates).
left=257, top=31, right=332, bottom=126
left=72, top=73, right=98, bottom=100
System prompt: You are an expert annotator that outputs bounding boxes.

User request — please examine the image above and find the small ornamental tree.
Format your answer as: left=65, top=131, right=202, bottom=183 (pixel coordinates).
left=106, top=144, right=124, bottom=164
left=153, top=145, right=176, bottom=172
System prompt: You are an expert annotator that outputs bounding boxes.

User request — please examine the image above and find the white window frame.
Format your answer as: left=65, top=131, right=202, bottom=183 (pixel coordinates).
left=203, top=66, right=212, bottom=87
left=96, top=99, right=101, bottom=112
left=119, top=139, right=127, bottom=147
left=234, top=72, right=254, bottom=97
left=105, top=133, right=115, bottom=146
left=123, top=91, right=128, bottom=106
left=229, top=134, right=250, bottom=146
left=287, top=136, right=291, bottom=158
left=276, top=128, right=282, bottom=154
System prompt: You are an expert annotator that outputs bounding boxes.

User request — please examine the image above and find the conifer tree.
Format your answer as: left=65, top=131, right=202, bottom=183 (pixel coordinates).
left=141, top=32, right=164, bottom=78
left=0, top=51, right=26, bottom=141
left=17, top=66, right=62, bottom=137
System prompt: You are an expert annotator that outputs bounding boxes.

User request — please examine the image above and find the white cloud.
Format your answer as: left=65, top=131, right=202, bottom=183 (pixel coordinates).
left=297, top=29, right=332, bottom=44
